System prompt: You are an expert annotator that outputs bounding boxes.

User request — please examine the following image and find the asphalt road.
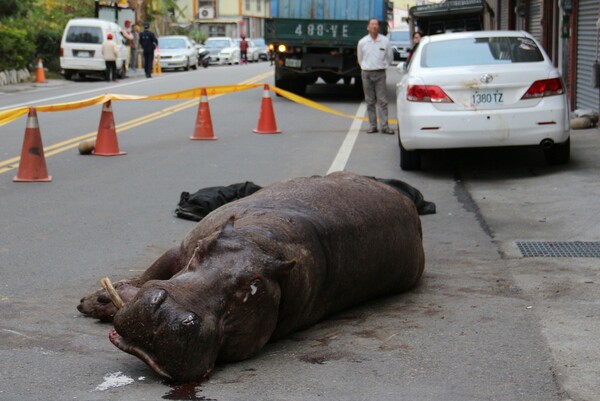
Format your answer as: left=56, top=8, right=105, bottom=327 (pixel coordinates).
left=0, top=63, right=598, bottom=401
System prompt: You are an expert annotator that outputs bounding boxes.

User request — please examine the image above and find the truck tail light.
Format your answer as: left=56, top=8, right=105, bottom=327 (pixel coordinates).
left=407, top=85, right=453, bottom=103
left=277, top=44, right=287, bottom=53
left=521, top=78, right=564, bottom=99
left=60, top=48, right=64, bottom=57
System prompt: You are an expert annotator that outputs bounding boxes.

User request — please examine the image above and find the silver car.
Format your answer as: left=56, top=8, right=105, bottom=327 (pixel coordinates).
left=252, top=38, right=269, bottom=61
left=389, top=29, right=411, bottom=61
left=158, top=36, right=198, bottom=71
left=204, top=37, right=241, bottom=65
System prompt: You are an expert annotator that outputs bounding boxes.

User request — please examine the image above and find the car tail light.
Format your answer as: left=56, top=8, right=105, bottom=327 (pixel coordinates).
left=407, top=85, right=453, bottom=103
left=521, top=78, right=564, bottom=99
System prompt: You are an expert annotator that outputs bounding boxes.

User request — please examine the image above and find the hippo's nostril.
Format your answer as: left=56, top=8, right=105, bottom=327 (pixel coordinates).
left=150, top=289, right=167, bottom=308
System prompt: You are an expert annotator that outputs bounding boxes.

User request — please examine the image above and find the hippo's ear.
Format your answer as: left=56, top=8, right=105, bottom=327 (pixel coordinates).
left=264, top=259, right=296, bottom=278
left=195, top=216, right=235, bottom=254
left=195, top=229, right=220, bottom=255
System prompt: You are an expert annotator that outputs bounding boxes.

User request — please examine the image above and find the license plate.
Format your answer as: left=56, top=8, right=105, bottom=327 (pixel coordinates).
left=285, top=58, right=302, bottom=68
left=472, top=90, right=504, bottom=105
left=77, top=51, right=91, bottom=58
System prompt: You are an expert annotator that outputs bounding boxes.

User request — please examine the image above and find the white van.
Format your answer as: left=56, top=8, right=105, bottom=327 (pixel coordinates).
left=60, top=18, right=129, bottom=80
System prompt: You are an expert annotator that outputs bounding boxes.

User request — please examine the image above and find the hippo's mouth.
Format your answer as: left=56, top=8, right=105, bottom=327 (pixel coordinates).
left=108, top=328, right=174, bottom=381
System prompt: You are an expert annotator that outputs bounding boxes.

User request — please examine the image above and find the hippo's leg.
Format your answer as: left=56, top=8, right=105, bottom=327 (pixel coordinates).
left=77, top=246, right=183, bottom=321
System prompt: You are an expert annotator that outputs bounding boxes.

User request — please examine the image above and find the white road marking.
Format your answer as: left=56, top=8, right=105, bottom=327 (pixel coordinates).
left=327, top=102, right=366, bottom=174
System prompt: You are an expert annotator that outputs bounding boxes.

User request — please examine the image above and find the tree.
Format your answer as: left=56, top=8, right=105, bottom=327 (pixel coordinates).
left=0, top=0, right=35, bottom=20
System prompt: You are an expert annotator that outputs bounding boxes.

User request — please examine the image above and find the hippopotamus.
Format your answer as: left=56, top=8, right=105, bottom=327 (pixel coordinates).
left=77, top=171, right=425, bottom=383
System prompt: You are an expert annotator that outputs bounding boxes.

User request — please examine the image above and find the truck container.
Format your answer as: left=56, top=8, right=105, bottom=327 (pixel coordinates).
left=266, top=0, right=392, bottom=95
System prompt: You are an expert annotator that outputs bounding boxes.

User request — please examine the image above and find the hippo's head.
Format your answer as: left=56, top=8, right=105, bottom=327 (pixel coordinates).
left=109, top=218, right=296, bottom=383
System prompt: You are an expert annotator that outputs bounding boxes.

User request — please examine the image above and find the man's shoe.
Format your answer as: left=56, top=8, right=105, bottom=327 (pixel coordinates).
left=366, top=128, right=378, bottom=134
left=381, top=128, right=395, bottom=135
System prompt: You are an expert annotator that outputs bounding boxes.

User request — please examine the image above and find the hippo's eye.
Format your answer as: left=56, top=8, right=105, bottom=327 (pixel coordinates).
left=181, top=313, right=198, bottom=326
left=242, top=280, right=261, bottom=303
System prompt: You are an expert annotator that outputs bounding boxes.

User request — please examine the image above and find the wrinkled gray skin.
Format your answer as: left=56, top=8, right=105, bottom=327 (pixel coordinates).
left=78, top=172, right=425, bottom=383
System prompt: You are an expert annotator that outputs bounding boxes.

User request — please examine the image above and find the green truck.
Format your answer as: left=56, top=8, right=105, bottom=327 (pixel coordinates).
left=265, top=0, right=393, bottom=95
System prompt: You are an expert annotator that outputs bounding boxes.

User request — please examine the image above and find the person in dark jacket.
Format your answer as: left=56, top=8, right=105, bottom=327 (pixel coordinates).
left=139, top=22, right=158, bottom=78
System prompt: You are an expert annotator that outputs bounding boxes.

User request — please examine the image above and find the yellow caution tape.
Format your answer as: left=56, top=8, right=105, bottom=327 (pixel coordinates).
left=0, top=83, right=397, bottom=127
left=269, top=85, right=398, bottom=125
left=0, top=107, right=30, bottom=126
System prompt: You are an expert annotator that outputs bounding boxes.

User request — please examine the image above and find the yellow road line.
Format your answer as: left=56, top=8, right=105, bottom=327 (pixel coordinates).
left=0, top=72, right=273, bottom=175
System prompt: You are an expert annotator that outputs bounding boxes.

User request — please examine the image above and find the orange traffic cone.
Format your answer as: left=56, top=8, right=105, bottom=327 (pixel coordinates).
left=191, top=88, right=217, bottom=140
left=253, top=85, right=281, bottom=134
left=35, top=58, right=46, bottom=83
left=92, top=101, right=126, bottom=156
left=13, top=108, right=52, bottom=182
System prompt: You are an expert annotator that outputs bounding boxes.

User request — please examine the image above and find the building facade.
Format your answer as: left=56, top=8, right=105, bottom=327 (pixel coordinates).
left=176, top=0, right=270, bottom=38
left=490, top=0, right=599, bottom=113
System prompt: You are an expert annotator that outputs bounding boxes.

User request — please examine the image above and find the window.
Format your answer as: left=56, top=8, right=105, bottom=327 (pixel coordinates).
left=422, top=37, right=544, bottom=67
left=66, top=26, right=103, bottom=44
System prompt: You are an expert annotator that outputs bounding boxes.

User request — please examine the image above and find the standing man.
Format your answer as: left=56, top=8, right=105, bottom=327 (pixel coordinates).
left=101, top=33, right=119, bottom=82
left=121, top=19, right=134, bottom=75
left=239, top=35, right=249, bottom=64
left=139, top=21, right=158, bottom=78
left=357, top=18, right=394, bottom=135
left=131, top=23, right=141, bottom=71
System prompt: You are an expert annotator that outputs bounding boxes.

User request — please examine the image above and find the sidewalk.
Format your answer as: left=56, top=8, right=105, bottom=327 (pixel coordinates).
left=0, top=69, right=147, bottom=94
left=0, top=78, right=69, bottom=94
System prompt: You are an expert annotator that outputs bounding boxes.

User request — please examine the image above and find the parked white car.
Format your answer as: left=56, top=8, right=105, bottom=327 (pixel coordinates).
left=252, top=38, right=269, bottom=61
left=396, top=30, right=570, bottom=170
left=60, top=18, right=129, bottom=80
left=204, top=37, right=240, bottom=65
left=158, top=36, right=198, bottom=71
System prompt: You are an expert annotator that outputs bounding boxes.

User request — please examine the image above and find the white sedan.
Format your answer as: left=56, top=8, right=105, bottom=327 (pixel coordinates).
left=204, top=37, right=241, bottom=65
left=158, top=36, right=198, bottom=71
left=396, top=30, right=570, bottom=171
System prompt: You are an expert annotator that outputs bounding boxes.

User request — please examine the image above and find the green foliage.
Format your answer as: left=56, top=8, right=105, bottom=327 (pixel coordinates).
left=189, top=30, right=207, bottom=45
left=0, top=0, right=95, bottom=73
left=0, top=0, right=35, bottom=19
left=35, top=27, right=64, bottom=73
left=0, top=26, right=36, bottom=70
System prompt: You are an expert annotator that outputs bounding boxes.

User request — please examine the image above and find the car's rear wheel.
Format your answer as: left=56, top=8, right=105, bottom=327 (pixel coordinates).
left=400, top=140, right=422, bottom=171
left=544, top=138, right=570, bottom=165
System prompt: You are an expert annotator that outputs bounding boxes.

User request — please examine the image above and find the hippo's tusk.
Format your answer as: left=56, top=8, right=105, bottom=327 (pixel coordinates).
left=100, top=277, right=125, bottom=310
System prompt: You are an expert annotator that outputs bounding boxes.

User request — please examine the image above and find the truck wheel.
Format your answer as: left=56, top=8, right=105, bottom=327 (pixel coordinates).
left=322, top=76, right=340, bottom=84
left=64, top=70, right=73, bottom=80
left=275, top=79, right=305, bottom=96
left=353, top=77, right=364, bottom=98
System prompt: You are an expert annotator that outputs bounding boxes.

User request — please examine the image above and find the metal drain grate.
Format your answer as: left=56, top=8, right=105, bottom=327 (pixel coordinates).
left=516, top=241, right=600, bottom=258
